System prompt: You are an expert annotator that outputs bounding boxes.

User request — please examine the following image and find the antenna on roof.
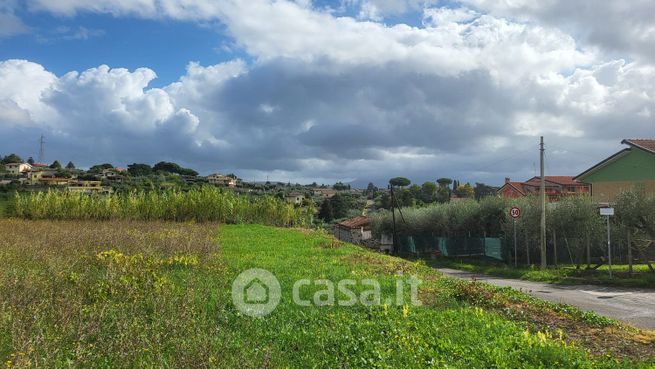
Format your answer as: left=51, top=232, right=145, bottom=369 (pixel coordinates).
left=38, top=134, right=46, bottom=163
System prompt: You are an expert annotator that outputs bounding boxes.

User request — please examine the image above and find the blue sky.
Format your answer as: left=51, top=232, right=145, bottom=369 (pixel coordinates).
left=0, top=11, right=242, bottom=87
left=0, top=1, right=654, bottom=186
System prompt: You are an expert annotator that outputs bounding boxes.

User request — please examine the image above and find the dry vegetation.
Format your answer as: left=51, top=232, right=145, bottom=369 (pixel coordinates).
left=0, top=219, right=226, bottom=367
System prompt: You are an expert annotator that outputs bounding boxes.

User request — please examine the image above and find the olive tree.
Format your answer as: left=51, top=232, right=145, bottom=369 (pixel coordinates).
left=615, top=186, right=655, bottom=273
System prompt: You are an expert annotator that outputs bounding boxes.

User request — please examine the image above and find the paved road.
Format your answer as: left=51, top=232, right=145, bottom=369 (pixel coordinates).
left=438, top=268, right=655, bottom=329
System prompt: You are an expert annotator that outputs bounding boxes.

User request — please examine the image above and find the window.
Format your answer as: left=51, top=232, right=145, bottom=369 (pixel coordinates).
left=567, top=186, right=576, bottom=193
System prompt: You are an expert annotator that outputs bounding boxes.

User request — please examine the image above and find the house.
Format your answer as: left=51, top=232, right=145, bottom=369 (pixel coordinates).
left=4, top=162, right=32, bottom=175
left=497, top=178, right=525, bottom=199
left=313, top=188, right=337, bottom=199
left=286, top=192, right=305, bottom=205
left=67, top=180, right=111, bottom=194
left=207, top=173, right=237, bottom=187
left=37, top=177, right=71, bottom=186
left=100, top=168, right=126, bottom=182
left=28, top=168, right=60, bottom=185
left=574, top=139, right=655, bottom=203
left=334, top=216, right=372, bottom=244
left=498, top=176, right=590, bottom=201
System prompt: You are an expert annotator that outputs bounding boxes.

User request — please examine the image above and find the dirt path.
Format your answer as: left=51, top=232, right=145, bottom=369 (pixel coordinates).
left=438, top=268, right=655, bottom=329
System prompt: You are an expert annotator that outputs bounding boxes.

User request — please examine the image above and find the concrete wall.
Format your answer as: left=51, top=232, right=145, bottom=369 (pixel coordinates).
left=591, top=180, right=655, bottom=203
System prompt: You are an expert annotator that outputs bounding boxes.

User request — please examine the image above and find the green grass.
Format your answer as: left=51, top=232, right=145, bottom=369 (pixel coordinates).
left=428, top=258, right=655, bottom=289
left=1, top=220, right=653, bottom=368
left=0, top=198, right=7, bottom=217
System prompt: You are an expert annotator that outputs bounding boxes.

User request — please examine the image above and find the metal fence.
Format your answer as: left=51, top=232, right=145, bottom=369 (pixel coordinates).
left=396, top=235, right=504, bottom=261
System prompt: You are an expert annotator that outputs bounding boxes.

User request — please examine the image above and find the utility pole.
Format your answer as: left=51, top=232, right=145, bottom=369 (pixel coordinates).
left=606, top=214, right=612, bottom=278
left=38, top=134, right=46, bottom=164
left=390, top=185, right=397, bottom=255
left=540, top=136, right=547, bottom=270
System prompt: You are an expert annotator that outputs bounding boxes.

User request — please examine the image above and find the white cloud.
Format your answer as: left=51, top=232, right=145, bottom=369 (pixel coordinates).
left=422, top=7, right=478, bottom=26
left=460, top=0, right=655, bottom=63
left=1, top=1, right=654, bottom=184
left=0, top=60, right=57, bottom=124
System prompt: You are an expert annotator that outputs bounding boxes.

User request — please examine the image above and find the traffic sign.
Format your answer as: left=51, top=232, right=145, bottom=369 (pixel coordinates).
left=599, top=207, right=614, bottom=216
left=509, top=206, right=521, bottom=219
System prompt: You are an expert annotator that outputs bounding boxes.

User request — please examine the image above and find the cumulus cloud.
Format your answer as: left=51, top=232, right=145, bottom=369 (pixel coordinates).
left=0, top=60, right=210, bottom=169
left=0, top=60, right=57, bottom=124
left=1, top=0, right=654, bottom=185
left=461, top=0, right=655, bottom=63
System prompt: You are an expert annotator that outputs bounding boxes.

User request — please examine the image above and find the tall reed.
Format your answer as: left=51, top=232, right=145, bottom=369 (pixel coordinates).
left=12, top=187, right=314, bottom=226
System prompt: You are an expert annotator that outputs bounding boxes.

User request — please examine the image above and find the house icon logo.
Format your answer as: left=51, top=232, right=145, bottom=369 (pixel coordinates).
left=245, top=278, right=269, bottom=303
left=231, top=268, right=281, bottom=317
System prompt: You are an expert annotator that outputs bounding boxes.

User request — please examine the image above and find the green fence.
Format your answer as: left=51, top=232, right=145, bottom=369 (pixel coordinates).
left=396, top=235, right=505, bottom=261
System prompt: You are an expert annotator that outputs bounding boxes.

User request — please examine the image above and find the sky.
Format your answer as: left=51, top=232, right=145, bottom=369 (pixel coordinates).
left=0, top=0, right=654, bottom=187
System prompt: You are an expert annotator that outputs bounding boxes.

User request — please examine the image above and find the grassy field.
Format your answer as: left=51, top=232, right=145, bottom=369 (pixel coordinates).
left=0, top=193, right=10, bottom=217
left=428, top=258, right=655, bottom=289
left=1, top=220, right=654, bottom=368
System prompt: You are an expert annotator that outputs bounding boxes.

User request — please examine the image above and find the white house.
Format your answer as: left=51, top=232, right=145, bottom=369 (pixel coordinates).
left=4, top=162, right=32, bottom=175
left=207, top=173, right=237, bottom=187
left=286, top=192, right=305, bottom=205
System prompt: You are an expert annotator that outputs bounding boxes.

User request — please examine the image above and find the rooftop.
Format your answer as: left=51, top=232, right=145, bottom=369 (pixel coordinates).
left=336, top=215, right=369, bottom=229
left=622, top=139, right=655, bottom=155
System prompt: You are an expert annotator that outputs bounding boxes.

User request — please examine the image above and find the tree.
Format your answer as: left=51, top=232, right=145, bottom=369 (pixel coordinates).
left=389, top=177, right=410, bottom=188
left=1, top=154, right=23, bottom=164
left=408, top=184, right=421, bottom=201
left=436, top=178, right=453, bottom=189
left=435, top=187, right=450, bottom=203
left=55, top=169, right=72, bottom=178
left=548, top=196, right=603, bottom=268
left=318, top=198, right=334, bottom=222
left=365, top=182, right=379, bottom=198
left=66, top=161, right=76, bottom=170
left=474, top=182, right=498, bottom=200
left=153, top=161, right=198, bottom=176
left=420, top=181, right=437, bottom=203
left=49, top=160, right=62, bottom=169
left=453, top=183, right=474, bottom=198
left=615, top=186, right=655, bottom=272
left=89, top=163, right=114, bottom=173
left=27, top=157, right=35, bottom=165
left=333, top=182, right=348, bottom=191
left=329, top=193, right=352, bottom=219
left=127, top=163, right=152, bottom=176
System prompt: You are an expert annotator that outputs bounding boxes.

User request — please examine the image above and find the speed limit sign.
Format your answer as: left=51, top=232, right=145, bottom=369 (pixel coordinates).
left=509, top=206, right=521, bottom=219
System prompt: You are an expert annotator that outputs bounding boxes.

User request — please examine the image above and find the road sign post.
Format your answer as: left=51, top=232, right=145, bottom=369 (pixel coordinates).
left=509, top=207, right=521, bottom=267
left=600, top=207, right=614, bottom=278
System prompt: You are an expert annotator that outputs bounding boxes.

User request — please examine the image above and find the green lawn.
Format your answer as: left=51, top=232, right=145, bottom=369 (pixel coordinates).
left=428, top=258, right=655, bottom=289
left=1, top=220, right=653, bottom=368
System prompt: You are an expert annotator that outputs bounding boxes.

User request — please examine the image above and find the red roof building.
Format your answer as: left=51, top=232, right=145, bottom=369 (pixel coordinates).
left=498, top=176, right=590, bottom=201
left=334, top=216, right=372, bottom=244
